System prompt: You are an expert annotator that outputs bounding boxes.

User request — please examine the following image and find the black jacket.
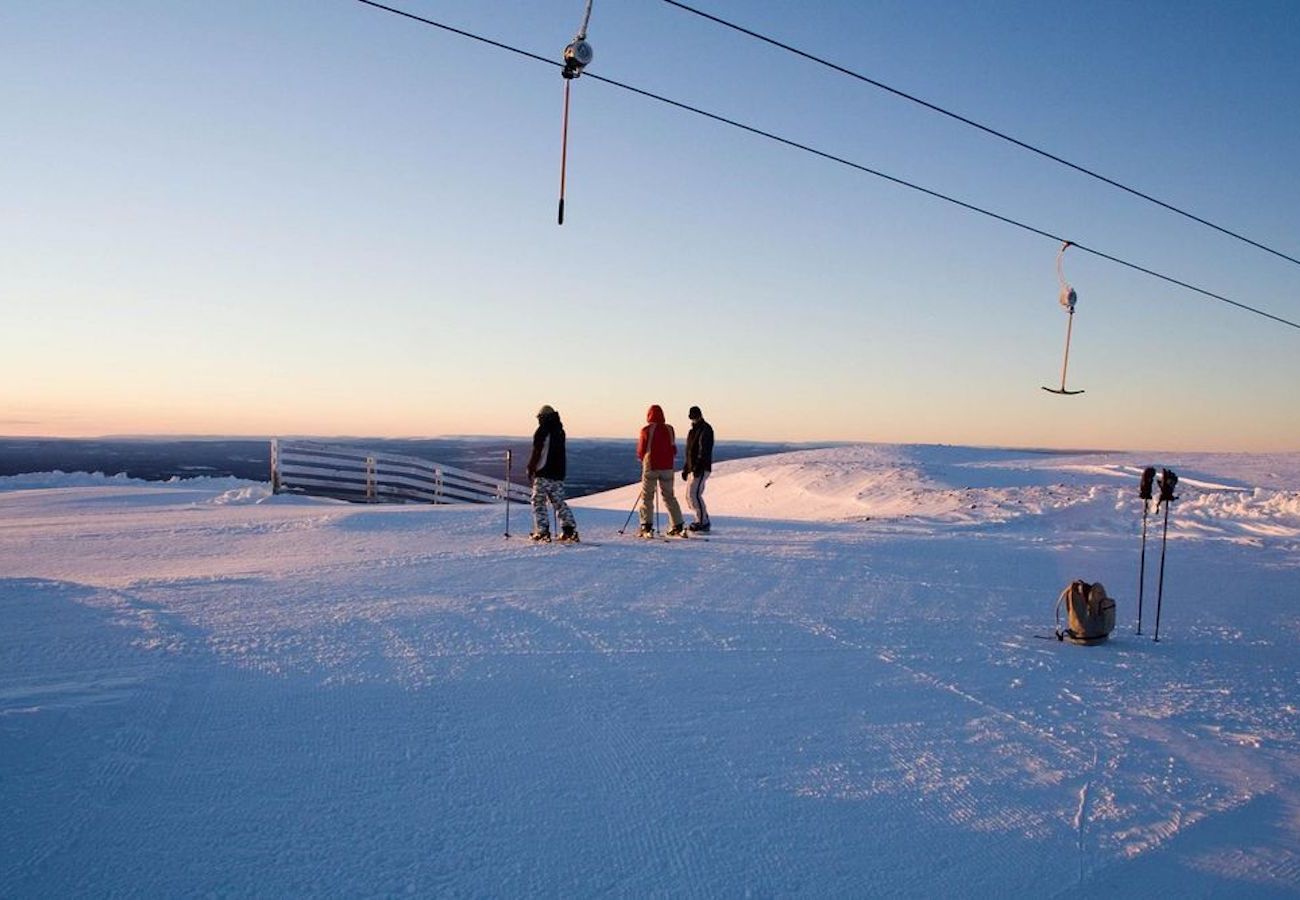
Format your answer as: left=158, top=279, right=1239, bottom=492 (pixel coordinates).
left=684, top=419, right=714, bottom=474
left=528, top=412, right=567, bottom=480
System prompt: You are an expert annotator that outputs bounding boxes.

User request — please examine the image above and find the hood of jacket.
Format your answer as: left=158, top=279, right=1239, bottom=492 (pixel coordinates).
left=645, top=404, right=665, bottom=425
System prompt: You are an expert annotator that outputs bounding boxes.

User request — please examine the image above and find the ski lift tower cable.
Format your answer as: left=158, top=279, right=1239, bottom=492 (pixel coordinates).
left=347, top=0, right=1300, bottom=334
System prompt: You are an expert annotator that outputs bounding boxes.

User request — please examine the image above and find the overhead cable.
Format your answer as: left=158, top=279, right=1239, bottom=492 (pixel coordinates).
left=350, top=0, right=1300, bottom=332
left=662, top=0, right=1300, bottom=271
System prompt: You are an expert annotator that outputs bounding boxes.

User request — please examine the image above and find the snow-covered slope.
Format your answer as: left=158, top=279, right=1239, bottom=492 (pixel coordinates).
left=2, top=445, right=1298, bottom=895
left=580, top=443, right=1300, bottom=547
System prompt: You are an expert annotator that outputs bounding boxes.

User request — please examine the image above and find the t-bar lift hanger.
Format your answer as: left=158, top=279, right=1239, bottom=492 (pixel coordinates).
left=557, top=0, right=594, bottom=225
left=1042, top=241, right=1085, bottom=395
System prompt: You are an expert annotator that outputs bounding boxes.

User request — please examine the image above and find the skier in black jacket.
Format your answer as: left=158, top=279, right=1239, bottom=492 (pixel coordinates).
left=681, top=405, right=714, bottom=532
left=526, top=405, right=579, bottom=542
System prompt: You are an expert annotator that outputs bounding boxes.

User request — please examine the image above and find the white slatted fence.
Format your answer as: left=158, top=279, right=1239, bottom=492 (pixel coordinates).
left=271, top=439, right=529, bottom=505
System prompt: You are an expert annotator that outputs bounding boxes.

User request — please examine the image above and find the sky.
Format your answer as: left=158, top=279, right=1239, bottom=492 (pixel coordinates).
left=3, top=0, right=1299, bottom=450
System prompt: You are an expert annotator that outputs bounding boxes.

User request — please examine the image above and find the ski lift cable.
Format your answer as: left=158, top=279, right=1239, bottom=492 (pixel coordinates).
left=348, top=0, right=1300, bottom=333
left=660, top=0, right=1300, bottom=272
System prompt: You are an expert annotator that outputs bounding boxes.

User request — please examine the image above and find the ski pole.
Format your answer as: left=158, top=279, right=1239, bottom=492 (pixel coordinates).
left=504, top=449, right=513, bottom=538
left=618, top=490, right=642, bottom=535
left=1136, top=466, right=1155, bottom=633
left=1153, top=468, right=1178, bottom=643
left=1136, top=498, right=1149, bottom=633
left=1153, top=500, right=1170, bottom=642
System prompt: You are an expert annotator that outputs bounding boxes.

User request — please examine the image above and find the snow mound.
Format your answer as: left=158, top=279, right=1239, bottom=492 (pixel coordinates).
left=208, top=483, right=276, bottom=505
left=576, top=444, right=1300, bottom=547
left=0, top=471, right=291, bottom=505
left=0, top=470, right=148, bottom=491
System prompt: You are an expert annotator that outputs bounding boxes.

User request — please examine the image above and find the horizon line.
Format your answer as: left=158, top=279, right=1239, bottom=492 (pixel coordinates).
left=7, top=432, right=1287, bottom=457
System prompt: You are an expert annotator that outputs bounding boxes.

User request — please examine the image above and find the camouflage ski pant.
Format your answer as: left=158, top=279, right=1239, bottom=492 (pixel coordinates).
left=531, top=477, right=576, bottom=534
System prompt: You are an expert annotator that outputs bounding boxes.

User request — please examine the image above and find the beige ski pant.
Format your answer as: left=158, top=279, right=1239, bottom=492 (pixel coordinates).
left=639, top=468, right=684, bottom=529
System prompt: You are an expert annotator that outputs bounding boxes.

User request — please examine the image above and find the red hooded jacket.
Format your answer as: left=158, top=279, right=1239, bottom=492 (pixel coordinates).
left=637, top=405, right=677, bottom=470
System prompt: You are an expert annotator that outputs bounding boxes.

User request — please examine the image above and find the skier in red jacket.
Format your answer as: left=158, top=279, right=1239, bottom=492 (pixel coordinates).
left=636, top=404, right=686, bottom=537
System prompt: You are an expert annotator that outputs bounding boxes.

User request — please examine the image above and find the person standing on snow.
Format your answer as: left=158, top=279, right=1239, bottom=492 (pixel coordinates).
left=637, top=404, right=686, bottom=537
left=527, top=405, right=580, bottom=543
left=682, top=405, right=714, bottom=533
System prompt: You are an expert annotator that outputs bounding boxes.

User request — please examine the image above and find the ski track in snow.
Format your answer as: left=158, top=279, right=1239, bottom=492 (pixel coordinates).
left=2, top=444, right=1298, bottom=895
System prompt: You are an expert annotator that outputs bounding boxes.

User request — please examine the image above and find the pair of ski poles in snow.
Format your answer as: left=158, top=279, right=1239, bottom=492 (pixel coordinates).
left=1136, top=467, right=1178, bottom=641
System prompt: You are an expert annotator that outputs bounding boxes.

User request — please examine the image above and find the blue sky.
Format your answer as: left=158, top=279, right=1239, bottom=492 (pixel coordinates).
left=3, top=0, right=1298, bottom=449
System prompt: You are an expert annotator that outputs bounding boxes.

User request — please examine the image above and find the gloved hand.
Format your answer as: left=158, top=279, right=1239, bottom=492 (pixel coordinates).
left=681, top=469, right=689, bottom=481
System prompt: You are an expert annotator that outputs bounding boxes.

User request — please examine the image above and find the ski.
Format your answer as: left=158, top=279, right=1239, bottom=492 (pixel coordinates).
left=632, top=535, right=707, bottom=543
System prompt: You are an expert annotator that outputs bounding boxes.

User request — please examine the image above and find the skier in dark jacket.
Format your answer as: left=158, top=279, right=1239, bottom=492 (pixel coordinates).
left=527, top=405, right=579, bottom=542
left=682, top=405, right=714, bottom=532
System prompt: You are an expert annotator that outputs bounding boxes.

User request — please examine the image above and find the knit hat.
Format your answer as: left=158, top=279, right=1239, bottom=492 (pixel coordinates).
left=688, top=406, right=702, bottom=420
left=537, top=404, right=556, bottom=418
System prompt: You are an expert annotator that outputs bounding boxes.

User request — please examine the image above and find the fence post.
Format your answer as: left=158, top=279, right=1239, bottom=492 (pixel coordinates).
left=270, top=439, right=280, bottom=494
left=366, top=456, right=376, bottom=501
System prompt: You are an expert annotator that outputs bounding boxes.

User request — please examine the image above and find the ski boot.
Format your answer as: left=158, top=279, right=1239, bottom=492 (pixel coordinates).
left=688, top=522, right=710, bottom=534
left=638, top=523, right=655, bottom=539
left=558, top=525, right=580, bottom=543
left=530, top=531, right=552, bottom=543
left=666, top=523, right=687, bottom=538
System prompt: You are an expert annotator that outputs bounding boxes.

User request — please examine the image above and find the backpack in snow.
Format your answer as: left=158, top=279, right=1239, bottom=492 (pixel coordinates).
left=1055, top=580, right=1116, bottom=644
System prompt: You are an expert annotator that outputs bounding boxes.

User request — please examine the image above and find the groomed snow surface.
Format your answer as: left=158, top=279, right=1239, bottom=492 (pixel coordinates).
left=3, top=444, right=1298, bottom=896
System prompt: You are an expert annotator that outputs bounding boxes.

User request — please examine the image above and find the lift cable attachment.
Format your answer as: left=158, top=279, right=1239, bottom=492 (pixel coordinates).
left=1043, top=241, right=1085, bottom=396
left=557, top=0, right=594, bottom=224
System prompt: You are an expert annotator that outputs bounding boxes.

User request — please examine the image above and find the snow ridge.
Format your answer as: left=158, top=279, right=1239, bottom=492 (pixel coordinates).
left=579, top=444, right=1300, bottom=549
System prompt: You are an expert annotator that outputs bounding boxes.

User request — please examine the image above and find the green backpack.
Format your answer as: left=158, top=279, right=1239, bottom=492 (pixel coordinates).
left=1055, top=580, right=1116, bottom=644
